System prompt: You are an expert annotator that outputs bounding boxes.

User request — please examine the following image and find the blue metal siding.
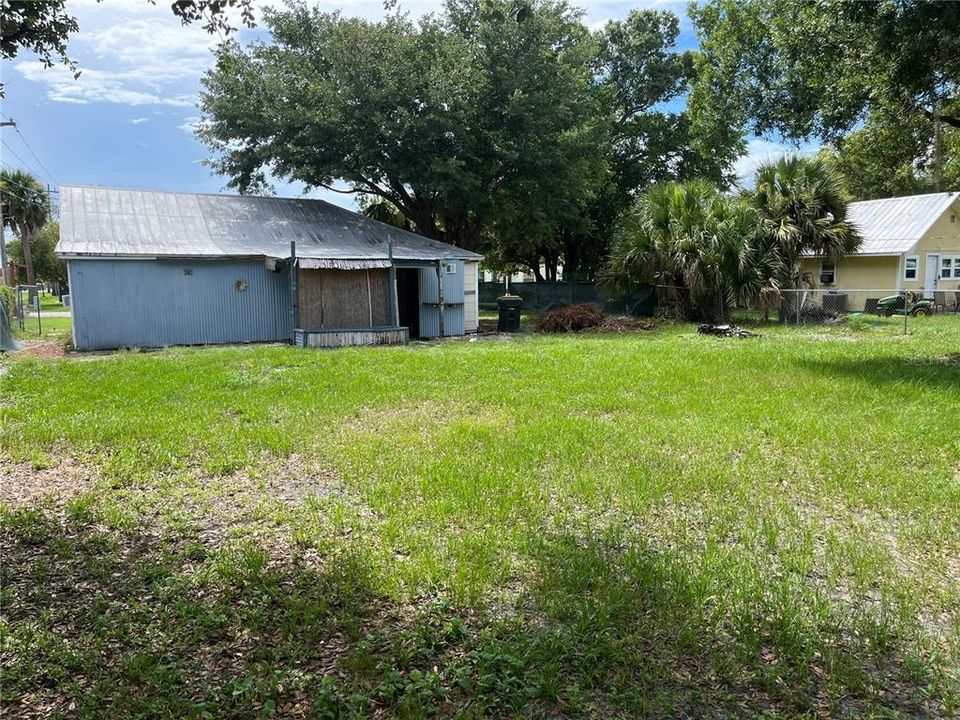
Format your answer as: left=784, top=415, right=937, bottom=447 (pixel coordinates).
left=69, top=259, right=291, bottom=350
left=442, top=260, right=465, bottom=335
left=419, top=267, right=440, bottom=338
left=442, top=260, right=465, bottom=302
left=443, top=304, right=465, bottom=336
left=418, top=262, right=465, bottom=338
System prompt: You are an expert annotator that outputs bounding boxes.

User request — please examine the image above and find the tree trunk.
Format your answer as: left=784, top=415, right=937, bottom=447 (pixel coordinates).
left=775, top=257, right=800, bottom=323
left=544, top=250, right=557, bottom=281
left=19, top=223, right=36, bottom=292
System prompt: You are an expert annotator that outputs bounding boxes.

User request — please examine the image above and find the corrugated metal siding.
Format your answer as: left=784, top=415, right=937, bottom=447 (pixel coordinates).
left=443, top=305, right=465, bottom=336
left=419, top=267, right=440, bottom=339
left=70, top=259, right=290, bottom=350
left=442, top=261, right=465, bottom=335
left=441, top=260, right=465, bottom=302
left=417, top=262, right=465, bottom=337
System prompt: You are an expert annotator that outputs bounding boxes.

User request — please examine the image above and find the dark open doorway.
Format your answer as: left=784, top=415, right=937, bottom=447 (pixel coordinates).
left=396, top=268, right=421, bottom=339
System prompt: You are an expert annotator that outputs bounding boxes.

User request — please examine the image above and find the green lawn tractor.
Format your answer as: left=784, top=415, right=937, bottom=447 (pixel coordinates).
left=876, top=292, right=935, bottom=317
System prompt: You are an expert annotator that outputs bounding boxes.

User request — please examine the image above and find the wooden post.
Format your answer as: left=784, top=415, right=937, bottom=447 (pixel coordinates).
left=387, top=240, right=398, bottom=327
left=366, top=269, right=373, bottom=327
left=437, top=261, right=445, bottom=338
left=289, top=241, right=299, bottom=339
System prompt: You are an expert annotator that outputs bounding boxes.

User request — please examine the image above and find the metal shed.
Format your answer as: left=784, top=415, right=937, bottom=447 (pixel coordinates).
left=57, top=185, right=482, bottom=350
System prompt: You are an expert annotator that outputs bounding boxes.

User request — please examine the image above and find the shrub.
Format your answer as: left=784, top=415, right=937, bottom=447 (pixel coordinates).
left=0, top=285, right=14, bottom=320
left=535, top=304, right=607, bottom=333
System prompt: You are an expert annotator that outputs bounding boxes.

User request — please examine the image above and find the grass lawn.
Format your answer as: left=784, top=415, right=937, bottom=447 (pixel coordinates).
left=2, top=318, right=960, bottom=718
left=38, top=292, right=69, bottom=313
left=11, top=316, right=72, bottom=342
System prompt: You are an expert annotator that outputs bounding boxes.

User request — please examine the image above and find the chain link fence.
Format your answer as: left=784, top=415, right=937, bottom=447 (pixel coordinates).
left=734, top=287, right=960, bottom=332
left=479, top=281, right=656, bottom=316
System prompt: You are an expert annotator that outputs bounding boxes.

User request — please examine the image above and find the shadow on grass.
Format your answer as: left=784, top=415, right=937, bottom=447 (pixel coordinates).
left=801, top=354, right=960, bottom=392
left=1, top=506, right=948, bottom=718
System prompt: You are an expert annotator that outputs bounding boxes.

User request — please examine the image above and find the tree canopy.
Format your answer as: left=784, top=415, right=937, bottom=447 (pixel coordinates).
left=818, top=114, right=960, bottom=200
left=197, top=0, right=743, bottom=279
left=690, top=0, right=960, bottom=142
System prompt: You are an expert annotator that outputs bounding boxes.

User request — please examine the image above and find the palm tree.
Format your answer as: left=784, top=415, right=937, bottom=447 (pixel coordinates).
left=711, top=196, right=785, bottom=321
left=602, top=180, right=783, bottom=322
left=0, top=169, right=49, bottom=291
left=751, top=155, right=861, bottom=287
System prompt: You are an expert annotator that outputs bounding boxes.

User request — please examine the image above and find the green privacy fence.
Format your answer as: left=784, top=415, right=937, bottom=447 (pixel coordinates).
left=479, top=281, right=656, bottom=316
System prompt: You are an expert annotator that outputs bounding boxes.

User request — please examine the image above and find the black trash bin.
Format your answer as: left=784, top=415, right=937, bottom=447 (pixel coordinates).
left=497, top=294, right=523, bottom=332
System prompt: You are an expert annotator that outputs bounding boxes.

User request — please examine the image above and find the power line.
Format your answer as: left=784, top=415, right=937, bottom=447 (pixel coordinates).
left=13, top=125, right=57, bottom=186
left=0, top=138, right=46, bottom=182
left=0, top=185, right=40, bottom=205
left=0, top=159, right=57, bottom=196
left=0, top=165, right=55, bottom=206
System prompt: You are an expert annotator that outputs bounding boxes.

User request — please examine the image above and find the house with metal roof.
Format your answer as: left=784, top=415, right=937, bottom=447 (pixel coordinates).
left=56, top=185, right=482, bottom=350
left=799, top=191, right=960, bottom=311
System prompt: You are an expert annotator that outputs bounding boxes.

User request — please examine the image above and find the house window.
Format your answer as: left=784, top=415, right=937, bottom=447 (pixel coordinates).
left=819, top=260, right=836, bottom=285
left=444, top=262, right=456, bottom=274
left=940, top=257, right=959, bottom=280
left=904, top=256, right=918, bottom=280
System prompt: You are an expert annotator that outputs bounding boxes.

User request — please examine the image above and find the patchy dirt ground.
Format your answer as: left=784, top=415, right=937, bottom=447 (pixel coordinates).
left=0, top=457, right=99, bottom=507
left=10, top=340, right=66, bottom=359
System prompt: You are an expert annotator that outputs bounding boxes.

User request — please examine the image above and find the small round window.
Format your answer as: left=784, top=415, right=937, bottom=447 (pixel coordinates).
left=235, top=279, right=248, bottom=292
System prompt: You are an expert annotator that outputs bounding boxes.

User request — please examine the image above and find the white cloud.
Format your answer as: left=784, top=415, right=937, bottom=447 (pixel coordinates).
left=18, top=5, right=219, bottom=108
left=86, top=19, right=214, bottom=69
left=130, top=117, right=149, bottom=124
left=16, top=63, right=196, bottom=106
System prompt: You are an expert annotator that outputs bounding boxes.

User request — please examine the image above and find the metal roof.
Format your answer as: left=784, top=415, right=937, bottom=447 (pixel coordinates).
left=847, top=192, right=959, bottom=255
left=56, top=185, right=482, bottom=263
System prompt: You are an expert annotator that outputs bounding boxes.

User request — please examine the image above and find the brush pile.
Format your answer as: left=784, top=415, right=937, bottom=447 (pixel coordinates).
left=535, top=305, right=656, bottom=333
left=535, top=304, right=608, bottom=333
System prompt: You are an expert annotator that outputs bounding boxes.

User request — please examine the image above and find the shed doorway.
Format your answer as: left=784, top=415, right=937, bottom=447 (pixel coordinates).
left=397, top=267, right=421, bottom=339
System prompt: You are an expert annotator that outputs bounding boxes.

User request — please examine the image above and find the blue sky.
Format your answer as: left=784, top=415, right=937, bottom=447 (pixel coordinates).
left=0, top=0, right=811, bottom=214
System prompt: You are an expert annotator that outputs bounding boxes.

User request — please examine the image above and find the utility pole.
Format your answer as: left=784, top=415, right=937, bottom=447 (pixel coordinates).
left=0, top=118, right=15, bottom=286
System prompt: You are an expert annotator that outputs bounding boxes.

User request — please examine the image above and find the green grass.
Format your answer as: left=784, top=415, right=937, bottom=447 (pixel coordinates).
left=38, top=292, right=69, bottom=313
left=11, top=315, right=72, bottom=341
left=2, top=317, right=960, bottom=717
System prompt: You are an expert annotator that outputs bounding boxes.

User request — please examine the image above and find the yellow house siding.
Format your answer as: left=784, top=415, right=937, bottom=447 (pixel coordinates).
left=902, top=199, right=960, bottom=297
left=799, top=255, right=899, bottom=311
